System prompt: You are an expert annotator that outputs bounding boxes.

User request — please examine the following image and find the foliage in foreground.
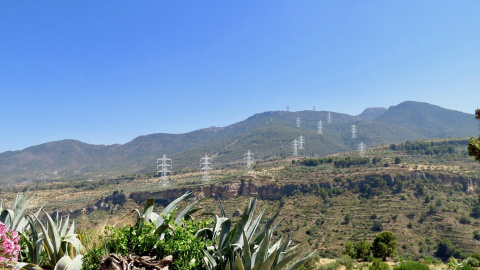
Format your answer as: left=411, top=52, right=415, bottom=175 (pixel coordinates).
left=82, top=192, right=210, bottom=270
left=468, top=108, right=480, bottom=162
left=201, top=197, right=315, bottom=270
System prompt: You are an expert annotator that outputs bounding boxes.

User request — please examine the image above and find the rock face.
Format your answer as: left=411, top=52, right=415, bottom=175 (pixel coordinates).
left=128, top=179, right=303, bottom=206
left=62, top=170, right=480, bottom=219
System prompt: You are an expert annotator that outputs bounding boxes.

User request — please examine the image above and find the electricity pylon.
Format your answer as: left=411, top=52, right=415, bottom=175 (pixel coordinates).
left=351, top=124, right=357, bottom=139
left=244, top=150, right=254, bottom=173
left=317, top=120, right=324, bottom=134
left=200, top=154, right=212, bottom=181
left=298, top=135, right=305, bottom=150
left=358, top=142, right=366, bottom=157
left=157, top=154, right=172, bottom=187
left=292, top=139, right=299, bottom=157
left=327, top=112, right=332, bottom=124
left=286, top=106, right=290, bottom=112
left=296, top=117, right=301, bottom=128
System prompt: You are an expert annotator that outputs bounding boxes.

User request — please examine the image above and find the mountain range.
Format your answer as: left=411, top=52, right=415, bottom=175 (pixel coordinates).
left=0, top=101, right=477, bottom=185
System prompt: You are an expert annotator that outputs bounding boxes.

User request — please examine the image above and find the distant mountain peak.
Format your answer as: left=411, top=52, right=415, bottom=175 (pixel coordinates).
left=201, top=126, right=224, bottom=132
left=357, top=107, right=387, bottom=121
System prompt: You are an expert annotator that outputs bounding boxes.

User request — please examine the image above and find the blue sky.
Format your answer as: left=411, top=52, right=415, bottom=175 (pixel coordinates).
left=1, top=1, right=479, bottom=153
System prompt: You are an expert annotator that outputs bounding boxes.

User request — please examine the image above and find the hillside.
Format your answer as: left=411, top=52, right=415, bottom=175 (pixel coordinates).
left=2, top=138, right=480, bottom=260
left=0, top=101, right=477, bottom=185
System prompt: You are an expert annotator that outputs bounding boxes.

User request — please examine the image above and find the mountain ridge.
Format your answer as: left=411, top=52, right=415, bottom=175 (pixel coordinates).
left=0, top=101, right=477, bottom=184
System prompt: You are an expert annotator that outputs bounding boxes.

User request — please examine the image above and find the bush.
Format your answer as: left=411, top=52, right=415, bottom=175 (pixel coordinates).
left=369, top=258, right=390, bottom=270
left=393, top=261, right=429, bottom=270
left=337, top=255, right=353, bottom=270
left=460, top=216, right=471, bottom=225
left=371, top=231, right=398, bottom=260
left=372, top=221, right=383, bottom=232
left=435, top=239, right=456, bottom=262
left=356, top=239, right=371, bottom=261
left=343, top=242, right=355, bottom=258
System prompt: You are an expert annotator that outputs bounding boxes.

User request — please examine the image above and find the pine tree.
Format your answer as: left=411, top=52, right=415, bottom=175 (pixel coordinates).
left=468, top=109, right=480, bottom=162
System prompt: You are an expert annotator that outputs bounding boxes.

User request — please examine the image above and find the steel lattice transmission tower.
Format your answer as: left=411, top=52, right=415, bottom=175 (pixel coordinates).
left=317, top=120, right=324, bottom=134
left=358, top=142, right=366, bottom=157
left=296, top=117, right=301, bottom=128
left=286, top=106, right=290, bottom=112
left=157, top=154, right=172, bottom=187
left=244, top=150, right=255, bottom=173
left=351, top=124, right=357, bottom=139
left=292, top=139, right=299, bottom=157
left=298, top=135, right=305, bottom=150
left=327, top=112, right=332, bottom=124
left=200, top=154, right=212, bottom=181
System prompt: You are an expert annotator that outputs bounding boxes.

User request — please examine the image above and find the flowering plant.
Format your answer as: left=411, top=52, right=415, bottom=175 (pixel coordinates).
left=0, top=221, right=20, bottom=267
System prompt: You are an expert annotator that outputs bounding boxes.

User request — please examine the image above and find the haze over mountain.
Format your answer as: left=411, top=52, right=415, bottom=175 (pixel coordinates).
left=0, top=101, right=477, bottom=185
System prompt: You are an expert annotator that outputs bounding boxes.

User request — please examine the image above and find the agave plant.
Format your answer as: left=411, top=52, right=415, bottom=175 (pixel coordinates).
left=200, top=197, right=315, bottom=270
left=0, top=190, right=36, bottom=233
left=15, top=211, right=85, bottom=270
left=133, top=191, right=202, bottom=239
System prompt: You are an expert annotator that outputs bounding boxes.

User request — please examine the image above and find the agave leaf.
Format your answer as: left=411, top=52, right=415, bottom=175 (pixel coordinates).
left=238, top=197, right=257, bottom=232
left=67, top=254, right=83, bottom=270
left=0, top=209, right=14, bottom=227
left=255, top=227, right=270, bottom=265
left=203, top=249, right=218, bottom=269
left=234, top=251, right=245, bottom=270
left=67, top=220, right=75, bottom=236
left=63, top=237, right=83, bottom=257
left=242, top=230, right=251, bottom=270
left=251, top=248, right=277, bottom=270
left=11, top=193, right=35, bottom=230
left=175, top=198, right=202, bottom=225
left=35, top=238, right=44, bottom=265
left=219, top=199, right=227, bottom=217
left=268, top=238, right=282, bottom=256
left=60, top=215, right=70, bottom=238
left=245, top=210, right=263, bottom=242
left=284, top=251, right=316, bottom=270
left=276, top=234, right=292, bottom=262
left=195, top=228, right=213, bottom=239
left=132, top=209, right=142, bottom=219
left=54, top=255, right=73, bottom=270
left=45, top=212, right=62, bottom=259
left=161, top=191, right=191, bottom=215
left=252, top=212, right=280, bottom=246
left=143, top=205, right=154, bottom=223
left=272, top=252, right=300, bottom=270
left=13, top=262, right=44, bottom=270
left=218, top=218, right=232, bottom=250
left=33, top=215, right=54, bottom=262
left=149, top=212, right=159, bottom=223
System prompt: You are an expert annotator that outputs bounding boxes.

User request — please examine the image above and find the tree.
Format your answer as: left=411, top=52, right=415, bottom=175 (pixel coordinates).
left=394, top=157, right=401, bottom=164
left=468, top=109, right=480, bottom=162
left=371, top=231, right=398, bottom=260
left=344, top=213, right=352, bottom=224
left=343, top=241, right=356, bottom=258
left=356, top=239, right=371, bottom=261
left=369, top=258, right=390, bottom=270
left=435, top=238, right=456, bottom=262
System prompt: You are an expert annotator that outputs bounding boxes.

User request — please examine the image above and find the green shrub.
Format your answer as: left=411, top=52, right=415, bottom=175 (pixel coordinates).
left=369, top=258, right=390, bottom=270
left=337, top=255, right=353, bottom=270
left=356, top=239, right=371, bottom=261
left=393, top=261, right=429, bottom=270
left=317, top=261, right=341, bottom=270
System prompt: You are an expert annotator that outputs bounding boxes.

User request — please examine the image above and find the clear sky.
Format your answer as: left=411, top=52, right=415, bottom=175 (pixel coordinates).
left=1, top=1, right=479, bottom=153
